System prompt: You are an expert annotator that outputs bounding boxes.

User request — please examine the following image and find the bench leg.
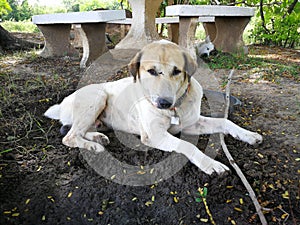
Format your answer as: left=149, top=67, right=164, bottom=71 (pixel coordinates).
left=79, top=23, right=108, bottom=68
left=115, top=0, right=161, bottom=49
left=168, top=23, right=179, bottom=44
left=202, top=22, right=216, bottom=42
left=178, top=17, right=198, bottom=60
left=213, top=17, right=251, bottom=54
left=37, top=24, right=78, bottom=57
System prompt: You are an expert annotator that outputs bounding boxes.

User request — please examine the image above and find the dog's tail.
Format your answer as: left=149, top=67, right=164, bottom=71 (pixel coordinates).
left=44, top=104, right=61, bottom=120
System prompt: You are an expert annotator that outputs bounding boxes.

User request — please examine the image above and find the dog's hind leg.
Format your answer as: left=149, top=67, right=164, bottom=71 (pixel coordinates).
left=84, top=132, right=110, bottom=146
left=62, top=85, right=108, bottom=152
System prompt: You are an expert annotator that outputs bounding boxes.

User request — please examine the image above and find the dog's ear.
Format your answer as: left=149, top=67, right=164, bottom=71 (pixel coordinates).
left=205, top=35, right=211, bottom=43
left=183, top=51, right=197, bottom=79
left=128, top=51, right=143, bottom=82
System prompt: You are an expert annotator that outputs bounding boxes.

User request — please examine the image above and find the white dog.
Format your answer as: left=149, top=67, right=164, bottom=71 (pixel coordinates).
left=196, top=36, right=215, bottom=57
left=44, top=40, right=262, bottom=175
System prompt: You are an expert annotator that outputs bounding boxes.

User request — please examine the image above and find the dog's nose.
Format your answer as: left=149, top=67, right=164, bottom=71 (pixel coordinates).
left=157, top=98, right=173, bottom=109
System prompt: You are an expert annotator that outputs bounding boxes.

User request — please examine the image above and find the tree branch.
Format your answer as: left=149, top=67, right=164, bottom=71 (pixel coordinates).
left=220, top=69, right=268, bottom=225
left=283, top=0, right=298, bottom=18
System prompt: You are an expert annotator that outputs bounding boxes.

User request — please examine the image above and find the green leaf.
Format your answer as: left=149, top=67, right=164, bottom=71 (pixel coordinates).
left=195, top=198, right=202, bottom=203
left=202, top=187, right=208, bottom=197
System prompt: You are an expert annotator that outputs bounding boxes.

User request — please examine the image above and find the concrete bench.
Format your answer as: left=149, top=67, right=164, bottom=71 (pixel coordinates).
left=108, top=16, right=214, bottom=44
left=155, top=16, right=214, bottom=44
left=32, top=10, right=126, bottom=68
left=166, top=5, right=255, bottom=54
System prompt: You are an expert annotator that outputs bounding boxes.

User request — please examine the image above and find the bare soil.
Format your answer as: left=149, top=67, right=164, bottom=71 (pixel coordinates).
left=0, top=35, right=299, bottom=225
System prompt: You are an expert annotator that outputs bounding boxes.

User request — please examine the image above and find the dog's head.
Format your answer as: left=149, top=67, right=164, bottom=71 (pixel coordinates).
left=196, top=36, right=215, bottom=57
left=129, top=40, right=197, bottom=109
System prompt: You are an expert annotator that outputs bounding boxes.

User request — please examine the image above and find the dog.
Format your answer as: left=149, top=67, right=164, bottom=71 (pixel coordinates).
left=44, top=40, right=262, bottom=175
left=196, top=35, right=215, bottom=58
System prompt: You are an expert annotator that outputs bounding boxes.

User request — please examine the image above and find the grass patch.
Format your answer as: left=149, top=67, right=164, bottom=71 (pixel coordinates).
left=207, top=51, right=299, bottom=82
left=1, top=21, right=39, bottom=33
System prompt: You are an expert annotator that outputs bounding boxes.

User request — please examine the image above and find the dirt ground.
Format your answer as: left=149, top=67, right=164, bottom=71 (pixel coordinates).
left=0, top=35, right=299, bottom=225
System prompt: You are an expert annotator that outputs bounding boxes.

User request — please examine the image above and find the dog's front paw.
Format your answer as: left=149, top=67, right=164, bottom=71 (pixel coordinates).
left=203, top=161, right=230, bottom=175
left=191, top=155, right=230, bottom=175
left=241, top=131, right=263, bottom=145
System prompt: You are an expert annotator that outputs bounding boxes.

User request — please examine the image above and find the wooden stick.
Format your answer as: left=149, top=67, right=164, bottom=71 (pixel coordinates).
left=220, top=69, right=268, bottom=225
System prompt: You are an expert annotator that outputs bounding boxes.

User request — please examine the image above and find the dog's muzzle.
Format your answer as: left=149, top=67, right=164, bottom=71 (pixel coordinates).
left=157, top=97, right=173, bottom=109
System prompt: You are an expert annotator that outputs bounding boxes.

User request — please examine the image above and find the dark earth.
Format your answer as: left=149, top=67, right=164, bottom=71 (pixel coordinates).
left=0, top=33, right=299, bottom=225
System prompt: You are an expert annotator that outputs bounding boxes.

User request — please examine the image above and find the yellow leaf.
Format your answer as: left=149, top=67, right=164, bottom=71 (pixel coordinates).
left=42, top=215, right=46, bottom=221
left=25, top=199, right=30, bottom=205
left=257, top=153, right=264, bottom=158
left=234, top=207, right=243, bottom=212
left=36, top=166, right=42, bottom=172
left=98, top=211, right=104, bottom=215
left=173, top=197, right=179, bottom=203
left=67, top=192, right=72, bottom=198
left=137, top=171, right=146, bottom=175
left=239, top=198, right=244, bottom=205
left=12, top=213, right=20, bottom=217
left=282, top=191, right=289, bottom=199
left=145, top=201, right=153, bottom=207
left=200, top=218, right=208, bottom=222
left=151, top=196, right=155, bottom=201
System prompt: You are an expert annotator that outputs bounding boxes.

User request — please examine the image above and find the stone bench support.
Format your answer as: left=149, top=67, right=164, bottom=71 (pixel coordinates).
left=32, top=10, right=126, bottom=68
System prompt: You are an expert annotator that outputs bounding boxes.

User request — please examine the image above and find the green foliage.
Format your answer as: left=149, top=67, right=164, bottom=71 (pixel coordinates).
left=195, top=187, right=208, bottom=203
left=79, top=0, right=121, bottom=11
left=0, top=0, right=11, bottom=16
left=79, top=0, right=105, bottom=11
left=2, top=0, right=32, bottom=21
left=250, top=0, right=300, bottom=48
left=1, top=20, right=39, bottom=33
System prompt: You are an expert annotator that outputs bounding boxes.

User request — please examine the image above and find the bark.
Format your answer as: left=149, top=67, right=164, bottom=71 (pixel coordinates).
left=0, top=25, right=42, bottom=52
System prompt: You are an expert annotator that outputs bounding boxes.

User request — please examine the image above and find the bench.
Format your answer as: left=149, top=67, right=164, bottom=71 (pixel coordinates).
left=107, top=16, right=214, bottom=44
left=32, top=10, right=126, bottom=68
left=69, top=15, right=215, bottom=58
left=166, top=5, right=255, bottom=55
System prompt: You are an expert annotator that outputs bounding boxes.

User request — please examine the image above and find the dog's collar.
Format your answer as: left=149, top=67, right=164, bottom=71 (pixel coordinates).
left=171, top=83, right=191, bottom=110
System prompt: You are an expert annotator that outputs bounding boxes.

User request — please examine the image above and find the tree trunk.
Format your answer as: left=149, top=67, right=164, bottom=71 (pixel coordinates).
left=0, top=25, right=42, bottom=52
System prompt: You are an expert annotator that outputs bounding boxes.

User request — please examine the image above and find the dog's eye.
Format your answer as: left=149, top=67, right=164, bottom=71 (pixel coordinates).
left=172, top=67, right=181, bottom=76
left=147, top=69, right=158, bottom=76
